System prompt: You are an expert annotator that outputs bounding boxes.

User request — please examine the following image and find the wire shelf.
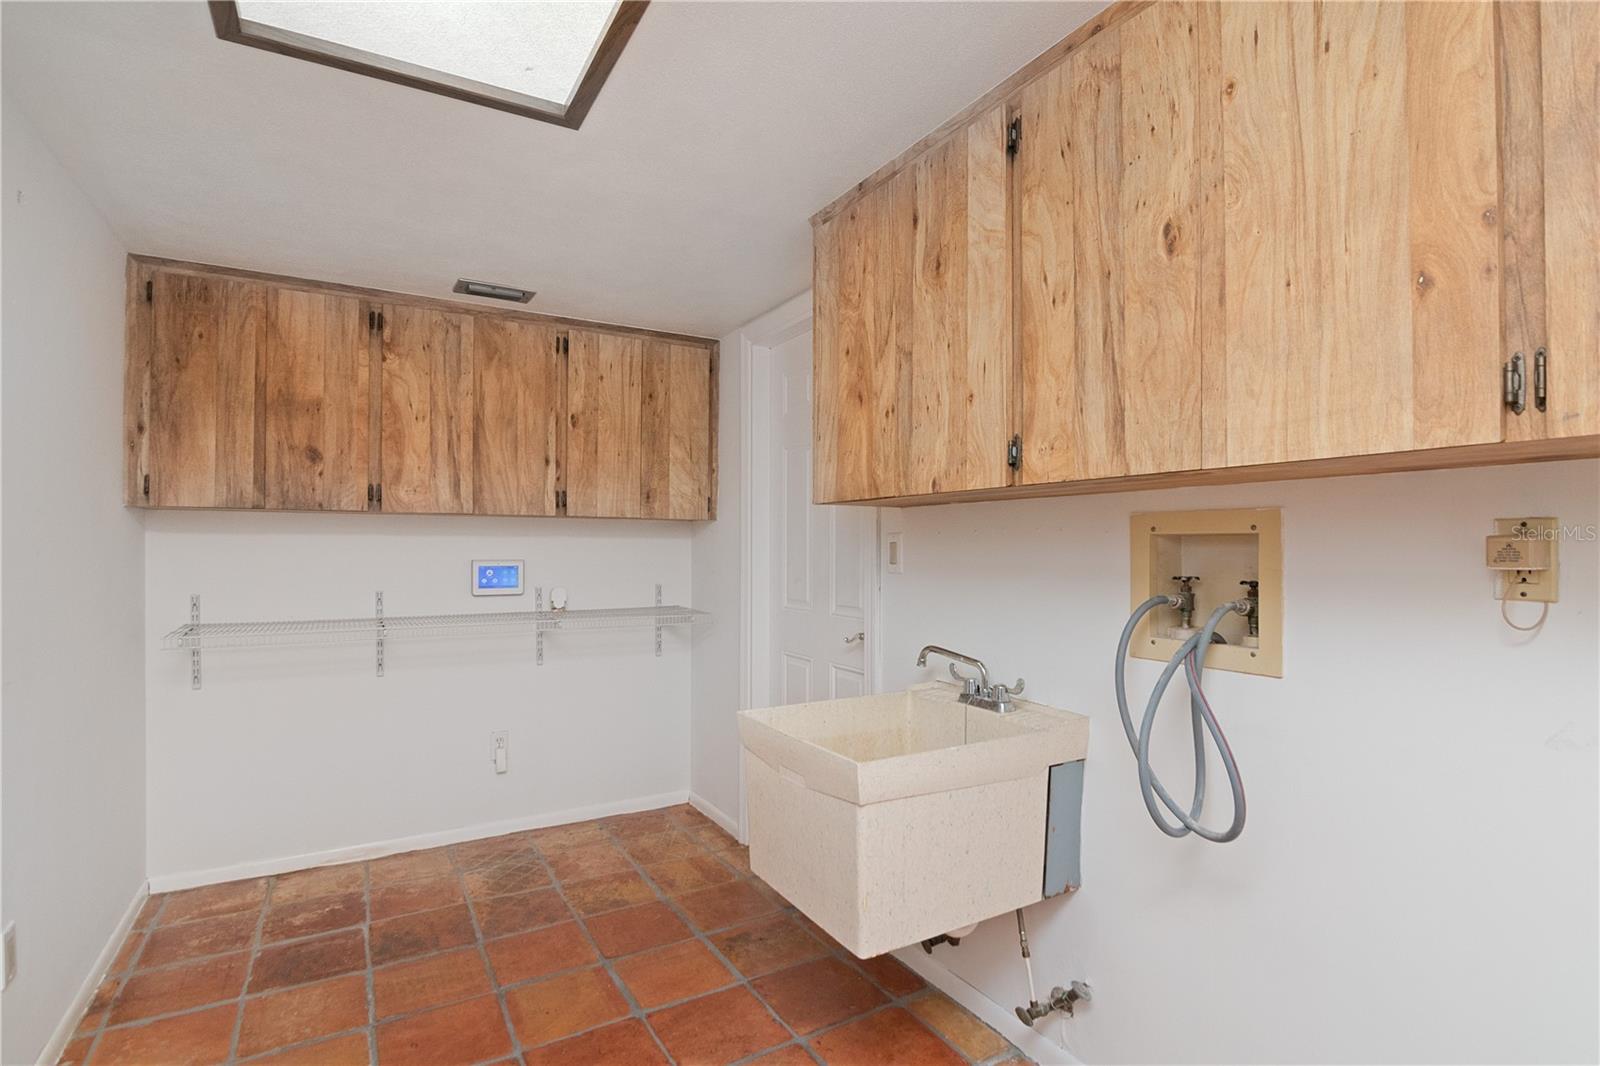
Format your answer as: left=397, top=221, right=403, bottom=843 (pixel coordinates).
left=163, top=604, right=709, bottom=652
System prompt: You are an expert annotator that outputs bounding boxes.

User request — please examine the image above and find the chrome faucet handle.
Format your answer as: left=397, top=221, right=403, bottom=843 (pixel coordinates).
left=947, top=663, right=981, bottom=697
left=991, top=679, right=1025, bottom=713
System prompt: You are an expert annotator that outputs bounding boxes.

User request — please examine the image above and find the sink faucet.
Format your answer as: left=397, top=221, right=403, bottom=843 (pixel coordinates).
left=915, top=645, right=1025, bottom=714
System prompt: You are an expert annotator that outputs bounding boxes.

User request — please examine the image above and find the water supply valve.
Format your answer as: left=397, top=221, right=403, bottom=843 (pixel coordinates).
left=1171, top=575, right=1200, bottom=629
left=1238, top=580, right=1260, bottom=637
left=1016, top=982, right=1093, bottom=1025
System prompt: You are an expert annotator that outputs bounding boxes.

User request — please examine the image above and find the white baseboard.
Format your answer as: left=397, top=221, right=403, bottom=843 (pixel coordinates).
left=148, top=789, right=689, bottom=893
left=895, top=946, right=1082, bottom=1066
left=688, top=791, right=741, bottom=841
left=38, top=881, right=148, bottom=1066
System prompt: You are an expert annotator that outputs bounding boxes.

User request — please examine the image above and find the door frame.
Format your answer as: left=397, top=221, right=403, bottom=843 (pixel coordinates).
left=737, top=291, right=883, bottom=832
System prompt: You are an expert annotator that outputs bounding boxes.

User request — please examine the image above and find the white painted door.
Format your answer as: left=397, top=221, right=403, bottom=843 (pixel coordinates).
left=770, top=328, right=874, bottom=706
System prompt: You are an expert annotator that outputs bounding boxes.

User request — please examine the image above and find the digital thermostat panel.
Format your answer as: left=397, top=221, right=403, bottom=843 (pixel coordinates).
left=472, top=560, right=524, bottom=596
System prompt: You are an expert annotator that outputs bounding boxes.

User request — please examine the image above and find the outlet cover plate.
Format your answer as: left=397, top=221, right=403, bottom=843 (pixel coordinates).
left=1494, top=517, right=1559, bottom=604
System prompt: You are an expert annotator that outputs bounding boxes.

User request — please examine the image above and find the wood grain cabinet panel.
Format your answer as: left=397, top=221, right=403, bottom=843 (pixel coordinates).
left=140, top=269, right=267, bottom=508
left=641, top=341, right=714, bottom=520
left=566, top=327, right=644, bottom=517
left=1500, top=0, right=1599, bottom=442
left=1016, top=1, right=1212, bottom=483
left=263, top=288, right=369, bottom=511
left=1218, top=0, right=1501, bottom=464
left=378, top=304, right=474, bottom=514
left=567, top=330, right=716, bottom=519
left=813, top=107, right=1012, bottom=503
left=473, top=317, right=563, bottom=516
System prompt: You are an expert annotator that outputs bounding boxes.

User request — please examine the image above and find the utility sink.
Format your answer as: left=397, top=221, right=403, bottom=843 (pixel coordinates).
left=739, top=681, right=1089, bottom=957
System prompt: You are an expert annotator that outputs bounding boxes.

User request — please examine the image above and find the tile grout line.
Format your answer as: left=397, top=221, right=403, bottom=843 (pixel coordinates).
left=74, top=894, right=166, bottom=1064
left=224, top=876, right=275, bottom=1064
left=534, top=825, right=675, bottom=1062
left=609, top=813, right=816, bottom=1063
left=454, top=837, right=527, bottom=1065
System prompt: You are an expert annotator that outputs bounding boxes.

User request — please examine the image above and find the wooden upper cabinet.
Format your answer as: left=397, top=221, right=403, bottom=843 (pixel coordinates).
left=567, top=329, right=716, bottom=519
left=1017, top=1, right=1213, bottom=483
left=473, top=317, right=563, bottom=517
left=1500, top=0, right=1599, bottom=443
left=126, top=259, right=717, bottom=518
left=134, top=267, right=266, bottom=508
left=1217, top=0, right=1502, bottom=464
left=263, top=288, right=370, bottom=511
left=812, top=106, right=1012, bottom=504
left=809, top=0, right=1596, bottom=507
left=378, top=304, right=474, bottom=514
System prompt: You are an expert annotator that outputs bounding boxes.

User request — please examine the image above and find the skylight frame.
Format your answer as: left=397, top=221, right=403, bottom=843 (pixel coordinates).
left=208, top=0, right=649, bottom=129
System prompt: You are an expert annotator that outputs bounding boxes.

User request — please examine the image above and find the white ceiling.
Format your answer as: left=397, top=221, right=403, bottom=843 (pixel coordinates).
left=1, top=1, right=1105, bottom=337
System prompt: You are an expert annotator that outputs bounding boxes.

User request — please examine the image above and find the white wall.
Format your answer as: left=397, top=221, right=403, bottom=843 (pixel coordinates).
left=144, top=512, right=692, bottom=884
left=689, top=328, right=746, bottom=829
left=1, top=96, right=147, bottom=1064
left=878, top=459, right=1599, bottom=1064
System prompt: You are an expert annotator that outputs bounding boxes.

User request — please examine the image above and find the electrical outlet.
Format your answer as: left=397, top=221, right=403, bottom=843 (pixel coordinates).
left=491, top=731, right=509, bottom=774
left=1492, top=517, right=1560, bottom=604
left=4, top=921, right=17, bottom=989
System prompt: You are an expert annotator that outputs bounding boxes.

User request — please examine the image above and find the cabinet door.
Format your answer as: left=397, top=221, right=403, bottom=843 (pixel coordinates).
left=473, top=317, right=563, bottom=516
left=1219, top=1, right=1501, bottom=464
left=263, top=289, right=369, bottom=511
left=812, top=107, right=1011, bottom=503
left=379, top=304, right=474, bottom=514
left=144, top=269, right=266, bottom=508
left=1538, top=1, right=1600, bottom=438
left=640, top=341, right=713, bottom=519
left=567, top=330, right=715, bottom=519
left=1017, top=2, right=1212, bottom=482
left=1501, top=1, right=1599, bottom=442
left=566, top=328, right=644, bottom=517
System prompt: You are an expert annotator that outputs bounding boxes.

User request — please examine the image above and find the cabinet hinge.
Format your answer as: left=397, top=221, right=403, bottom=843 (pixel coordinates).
left=367, top=483, right=374, bottom=505
left=368, top=310, right=376, bottom=332
left=555, top=489, right=567, bottom=512
left=374, top=483, right=382, bottom=508
left=1504, top=352, right=1527, bottom=415
left=1533, top=347, right=1548, bottom=412
left=375, top=311, right=385, bottom=332
left=1006, top=116, right=1022, bottom=157
left=144, top=279, right=153, bottom=303
left=142, top=473, right=150, bottom=498
left=1007, top=434, right=1022, bottom=470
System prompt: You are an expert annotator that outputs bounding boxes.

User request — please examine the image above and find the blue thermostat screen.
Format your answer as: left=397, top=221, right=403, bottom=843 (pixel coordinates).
left=477, top=564, right=520, bottom=589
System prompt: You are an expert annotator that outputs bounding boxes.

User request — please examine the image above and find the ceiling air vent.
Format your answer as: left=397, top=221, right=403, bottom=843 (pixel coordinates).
left=453, top=279, right=536, bottom=303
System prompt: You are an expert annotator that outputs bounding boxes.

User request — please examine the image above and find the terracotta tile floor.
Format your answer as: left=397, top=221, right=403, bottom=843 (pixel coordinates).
left=62, top=805, right=1030, bottom=1066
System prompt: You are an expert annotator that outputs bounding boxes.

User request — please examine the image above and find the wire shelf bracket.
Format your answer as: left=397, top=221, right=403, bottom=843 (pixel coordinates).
left=189, top=595, right=202, bottom=690
left=375, top=591, right=385, bottom=678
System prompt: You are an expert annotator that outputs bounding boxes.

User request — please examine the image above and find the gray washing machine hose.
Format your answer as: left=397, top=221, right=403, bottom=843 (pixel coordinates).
left=1115, top=597, right=1247, bottom=843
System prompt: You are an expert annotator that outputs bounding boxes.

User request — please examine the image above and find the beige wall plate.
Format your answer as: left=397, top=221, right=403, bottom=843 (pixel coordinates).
left=1493, top=516, right=1560, bottom=604
left=1130, top=508, right=1283, bottom=678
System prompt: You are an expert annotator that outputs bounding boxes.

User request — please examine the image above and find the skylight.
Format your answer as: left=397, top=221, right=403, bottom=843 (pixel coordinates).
left=213, top=1, right=646, bottom=128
